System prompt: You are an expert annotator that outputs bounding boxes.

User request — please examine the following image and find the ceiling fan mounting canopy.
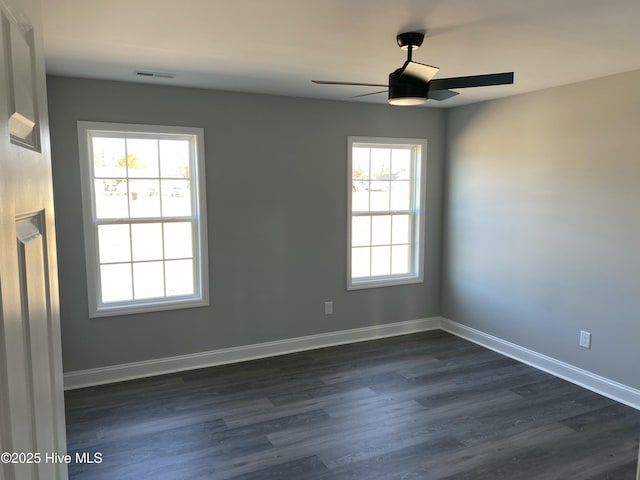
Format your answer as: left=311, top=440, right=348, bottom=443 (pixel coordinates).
left=311, top=31, right=514, bottom=106
left=397, top=31, right=424, bottom=50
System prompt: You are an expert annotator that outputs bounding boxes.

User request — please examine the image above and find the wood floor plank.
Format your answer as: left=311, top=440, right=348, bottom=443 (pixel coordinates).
left=65, top=331, right=640, bottom=479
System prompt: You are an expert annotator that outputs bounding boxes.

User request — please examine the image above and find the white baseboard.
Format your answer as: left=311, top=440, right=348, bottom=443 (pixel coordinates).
left=64, top=315, right=640, bottom=411
left=439, top=317, right=640, bottom=411
left=63, top=317, right=441, bottom=390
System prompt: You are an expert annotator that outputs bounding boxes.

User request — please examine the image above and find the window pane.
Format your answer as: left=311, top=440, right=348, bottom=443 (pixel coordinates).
left=164, top=222, right=193, bottom=259
left=129, top=179, right=161, bottom=217
left=392, top=245, right=411, bottom=274
left=392, top=215, right=411, bottom=244
left=161, top=180, right=192, bottom=216
left=352, top=183, right=369, bottom=211
left=390, top=180, right=411, bottom=211
left=126, top=138, right=159, bottom=178
left=351, top=247, right=370, bottom=278
left=95, top=179, right=129, bottom=219
left=369, top=183, right=390, bottom=211
left=133, top=261, right=165, bottom=299
left=371, top=246, right=391, bottom=276
left=165, top=259, right=194, bottom=296
left=131, top=223, right=163, bottom=261
left=352, top=216, right=371, bottom=247
left=370, top=148, right=390, bottom=180
left=160, top=139, right=190, bottom=178
left=352, top=147, right=369, bottom=179
left=92, top=137, right=126, bottom=178
left=100, top=263, right=132, bottom=302
left=98, top=224, right=131, bottom=263
left=391, top=149, right=411, bottom=180
left=371, top=215, right=391, bottom=246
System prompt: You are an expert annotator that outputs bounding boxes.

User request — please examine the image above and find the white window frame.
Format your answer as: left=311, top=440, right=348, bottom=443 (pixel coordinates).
left=347, top=136, right=426, bottom=290
left=77, top=121, right=209, bottom=317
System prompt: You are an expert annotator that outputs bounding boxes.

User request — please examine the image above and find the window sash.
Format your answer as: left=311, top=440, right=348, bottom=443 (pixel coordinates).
left=92, top=218, right=200, bottom=303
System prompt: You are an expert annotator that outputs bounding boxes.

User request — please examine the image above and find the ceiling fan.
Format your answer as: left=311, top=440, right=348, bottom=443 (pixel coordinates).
left=312, top=31, right=514, bottom=106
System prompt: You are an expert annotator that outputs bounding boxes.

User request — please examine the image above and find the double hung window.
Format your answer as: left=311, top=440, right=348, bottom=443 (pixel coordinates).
left=348, top=136, right=426, bottom=289
left=77, top=122, right=208, bottom=317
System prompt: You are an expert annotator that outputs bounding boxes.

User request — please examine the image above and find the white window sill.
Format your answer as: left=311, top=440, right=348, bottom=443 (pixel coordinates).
left=90, top=297, right=209, bottom=318
left=347, top=276, right=423, bottom=291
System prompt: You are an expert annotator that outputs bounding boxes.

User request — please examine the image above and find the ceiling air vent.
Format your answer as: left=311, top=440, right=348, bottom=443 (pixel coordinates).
left=135, top=71, right=175, bottom=79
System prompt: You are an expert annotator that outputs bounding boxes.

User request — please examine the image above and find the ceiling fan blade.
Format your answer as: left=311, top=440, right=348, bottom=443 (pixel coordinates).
left=427, top=89, right=459, bottom=101
left=349, top=90, right=389, bottom=99
left=312, top=80, right=388, bottom=87
left=430, top=72, right=514, bottom=91
left=400, top=61, right=440, bottom=82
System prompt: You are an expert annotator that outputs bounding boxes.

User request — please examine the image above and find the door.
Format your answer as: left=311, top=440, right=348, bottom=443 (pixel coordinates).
left=0, top=0, right=68, bottom=478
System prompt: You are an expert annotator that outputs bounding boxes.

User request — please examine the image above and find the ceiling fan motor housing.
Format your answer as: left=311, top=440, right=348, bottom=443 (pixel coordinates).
left=388, top=68, right=429, bottom=104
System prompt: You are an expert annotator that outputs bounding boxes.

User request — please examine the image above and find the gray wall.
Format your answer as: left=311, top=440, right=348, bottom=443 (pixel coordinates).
left=47, top=76, right=446, bottom=373
left=443, top=70, right=640, bottom=389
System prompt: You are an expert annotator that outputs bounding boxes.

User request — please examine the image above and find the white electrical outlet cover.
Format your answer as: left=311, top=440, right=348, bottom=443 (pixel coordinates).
left=580, top=331, right=591, bottom=349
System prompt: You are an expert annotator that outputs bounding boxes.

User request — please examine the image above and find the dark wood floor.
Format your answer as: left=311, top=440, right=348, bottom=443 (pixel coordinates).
left=65, top=330, right=640, bottom=479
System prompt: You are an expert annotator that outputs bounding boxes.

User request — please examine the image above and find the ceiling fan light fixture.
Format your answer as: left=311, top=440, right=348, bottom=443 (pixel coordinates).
left=388, top=96, right=427, bottom=106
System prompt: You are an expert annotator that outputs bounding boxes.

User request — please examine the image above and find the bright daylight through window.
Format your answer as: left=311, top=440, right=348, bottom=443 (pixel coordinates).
left=348, top=137, right=426, bottom=289
left=77, top=122, right=208, bottom=317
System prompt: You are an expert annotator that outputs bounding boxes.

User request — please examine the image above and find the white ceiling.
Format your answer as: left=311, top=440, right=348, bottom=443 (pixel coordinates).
left=42, top=0, right=640, bottom=108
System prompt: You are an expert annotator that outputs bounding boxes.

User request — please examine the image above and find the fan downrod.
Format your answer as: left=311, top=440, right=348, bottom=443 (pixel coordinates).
left=396, top=32, right=424, bottom=50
